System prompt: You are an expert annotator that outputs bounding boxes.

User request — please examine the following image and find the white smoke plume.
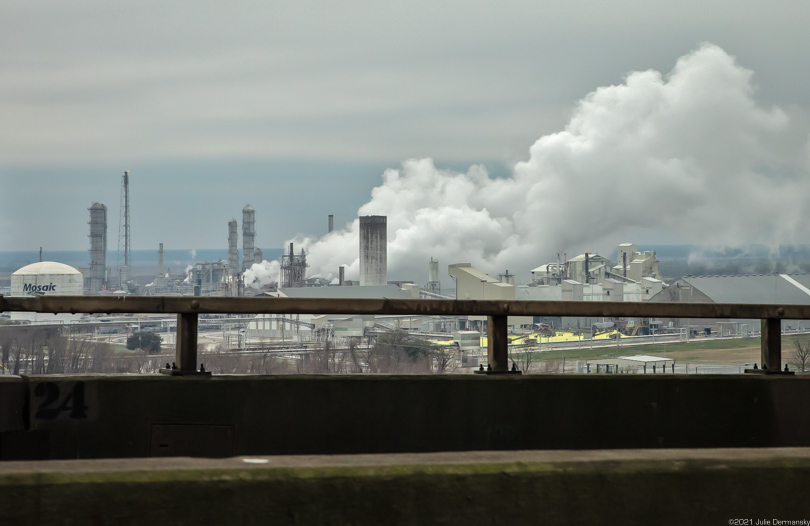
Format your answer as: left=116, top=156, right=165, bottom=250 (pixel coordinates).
left=183, top=264, right=193, bottom=283
left=244, top=260, right=281, bottom=289
left=292, top=44, right=810, bottom=283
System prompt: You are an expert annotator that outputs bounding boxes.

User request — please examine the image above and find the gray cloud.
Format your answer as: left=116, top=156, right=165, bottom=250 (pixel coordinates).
left=4, top=1, right=810, bottom=166
left=3, top=2, right=810, bottom=260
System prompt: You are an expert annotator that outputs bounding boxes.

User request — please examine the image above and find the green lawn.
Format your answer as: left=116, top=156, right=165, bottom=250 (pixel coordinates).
left=514, top=336, right=764, bottom=363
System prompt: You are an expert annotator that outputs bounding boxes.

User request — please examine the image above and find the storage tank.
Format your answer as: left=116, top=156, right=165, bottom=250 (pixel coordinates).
left=359, top=215, right=387, bottom=286
left=427, top=257, right=440, bottom=293
left=11, top=262, right=84, bottom=297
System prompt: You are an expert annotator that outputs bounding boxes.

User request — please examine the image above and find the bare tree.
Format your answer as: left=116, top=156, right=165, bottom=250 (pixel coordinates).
left=513, top=350, right=535, bottom=373
left=791, top=339, right=810, bottom=372
left=365, top=329, right=447, bottom=374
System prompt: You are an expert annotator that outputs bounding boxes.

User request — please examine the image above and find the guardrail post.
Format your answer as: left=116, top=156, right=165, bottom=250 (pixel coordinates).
left=761, top=318, right=781, bottom=371
left=488, top=315, right=508, bottom=372
left=176, top=312, right=199, bottom=372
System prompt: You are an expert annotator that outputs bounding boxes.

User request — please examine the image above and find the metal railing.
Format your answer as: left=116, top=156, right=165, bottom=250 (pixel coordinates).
left=2, top=295, right=807, bottom=375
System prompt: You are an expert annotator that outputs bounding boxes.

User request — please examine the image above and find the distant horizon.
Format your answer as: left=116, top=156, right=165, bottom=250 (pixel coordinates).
left=3, top=244, right=810, bottom=284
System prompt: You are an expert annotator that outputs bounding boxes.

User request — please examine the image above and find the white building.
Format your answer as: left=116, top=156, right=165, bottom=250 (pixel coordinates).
left=448, top=263, right=533, bottom=327
left=613, top=243, right=661, bottom=282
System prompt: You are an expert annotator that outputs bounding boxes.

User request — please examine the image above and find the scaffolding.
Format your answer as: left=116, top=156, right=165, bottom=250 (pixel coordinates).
left=281, top=243, right=308, bottom=288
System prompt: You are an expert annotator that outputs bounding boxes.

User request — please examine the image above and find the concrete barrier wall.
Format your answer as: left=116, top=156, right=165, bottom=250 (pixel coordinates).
left=0, top=376, right=24, bottom=433
left=2, top=374, right=808, bottom=460
left=3, top=449, right=810, bottom=525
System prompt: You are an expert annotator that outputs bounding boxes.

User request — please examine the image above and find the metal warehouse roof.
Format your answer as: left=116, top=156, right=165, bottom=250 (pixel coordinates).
left=278, top=284, right=412, bottom=300
left=587, top=355, right=674, bottom=366
left=683, top=274, right=810, bottom=304
left=515, top=286, right=563, bottom=301
left=449, top=264, right=501, bottom=283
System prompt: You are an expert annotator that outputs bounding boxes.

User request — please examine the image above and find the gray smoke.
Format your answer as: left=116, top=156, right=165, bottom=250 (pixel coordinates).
left=289, top=43, right=810, bottom=283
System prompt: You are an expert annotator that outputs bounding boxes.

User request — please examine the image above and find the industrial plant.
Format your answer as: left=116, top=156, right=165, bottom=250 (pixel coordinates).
left=3, top=169, right=810, bottom=377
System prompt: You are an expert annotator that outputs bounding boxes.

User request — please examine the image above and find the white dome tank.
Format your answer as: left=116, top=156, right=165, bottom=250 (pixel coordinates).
left=10, top=261, right=84, bottom=297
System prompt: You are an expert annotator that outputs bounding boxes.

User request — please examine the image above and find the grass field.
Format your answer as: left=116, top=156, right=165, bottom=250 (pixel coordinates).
left=516, top=334, right=810, bottom=367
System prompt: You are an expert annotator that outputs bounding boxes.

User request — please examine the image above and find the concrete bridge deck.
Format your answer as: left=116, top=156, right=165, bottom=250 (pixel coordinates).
left=3, top=448, right=810, bottom=525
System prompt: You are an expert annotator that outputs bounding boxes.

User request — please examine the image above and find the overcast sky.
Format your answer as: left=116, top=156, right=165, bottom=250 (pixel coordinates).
left=3, top=1, right=810, bottom=278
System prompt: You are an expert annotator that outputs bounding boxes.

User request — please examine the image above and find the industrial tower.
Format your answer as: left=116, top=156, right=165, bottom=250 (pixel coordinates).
left=359, top=215, right=387, bottom=286
left=117, top=171, right=131, bottom=289
left=281, top=242, right=308, bottom=288
left=426, top=257, right=441, bottom=293
left=242, top=205, right=255, bottom=272
left=228, top=220, right=239, bottom=277
left=88, top=203, right=107, bottom=292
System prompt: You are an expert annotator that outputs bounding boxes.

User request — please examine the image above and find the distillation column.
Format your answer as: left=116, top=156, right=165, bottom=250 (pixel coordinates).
left=88, top=203, right=107, bottom=292
left=242, top=205, right=255, bottom=272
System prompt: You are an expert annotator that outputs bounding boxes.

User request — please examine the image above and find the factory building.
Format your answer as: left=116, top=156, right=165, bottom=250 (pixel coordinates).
left=250, top=283, right=417, bottom=341
left=87, top=203, right=107, bottom=292
left=566, top=253, right=611, bottom=284
left=533, top=253, right=615, bottom=285
left=242, top=205, right=255, bottom=272
left=359, top=215, right=387, bottom=286
left=614, top=243, right=661, bottom=282
left=516, top=277, right=664, bottom=303
left=448, top=263, right=533, bottom=327
left=650, top=274, right=810, bottom=335
left=188, top=261, right=229, bottom=296
left=530, top=244, right=660, bottom=286
left=246, top=312, right=315, bottom=343
left=651, top=274, right=810, bottom=305
left=449, top=263, right=514, bottom=301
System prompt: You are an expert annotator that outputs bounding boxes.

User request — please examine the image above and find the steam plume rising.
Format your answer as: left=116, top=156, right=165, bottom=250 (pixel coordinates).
left=290, top=44, right=810, bottom=283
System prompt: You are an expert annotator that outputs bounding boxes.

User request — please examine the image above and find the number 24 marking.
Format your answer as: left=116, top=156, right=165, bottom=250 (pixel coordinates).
left=34, top=382, right=88, bottom=420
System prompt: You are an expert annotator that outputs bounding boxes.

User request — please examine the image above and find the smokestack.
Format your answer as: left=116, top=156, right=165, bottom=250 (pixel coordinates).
left=339, top=266, right=345, bottom=286
left=623, top=252, right=627, bottom=278
left=359, top=215, right=387, bottom=286
left=564, top=253, right=568, bottom=280
left=556, top=253, right=560, bottom=284
left=328, top=214, right=334, bottom=233
left=585, top=253, right=590, bottom=284
left=254, top=247, right=263, bottom=265
left=158, top=243, right=164, bottom=276
left=242, top=205, right=255, bottom=272
left=500, top=270, right=514, bottom=285
left=228, top=219, right=238, bottom=277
